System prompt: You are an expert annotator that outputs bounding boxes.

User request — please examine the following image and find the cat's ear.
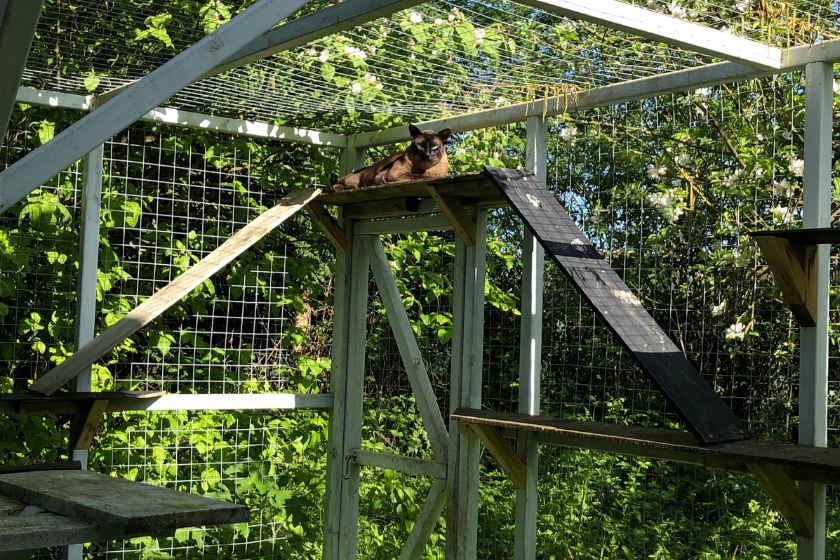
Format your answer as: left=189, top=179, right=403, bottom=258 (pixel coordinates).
left=408, top=124, right=422, bottom=138
left=438, top=128, right=452, bottom=143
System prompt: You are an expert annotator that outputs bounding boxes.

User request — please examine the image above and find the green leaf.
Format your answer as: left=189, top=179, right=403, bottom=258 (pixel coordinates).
left=84, top=74, right=101, bottom=92
left=321, top=62, right=335, bottom=82
left=38, top=121, right=55, bottom=145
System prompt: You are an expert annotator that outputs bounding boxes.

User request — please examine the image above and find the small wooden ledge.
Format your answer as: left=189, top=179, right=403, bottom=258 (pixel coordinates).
left=0, top=391, right=165, bottom=415
left=317, top=172, right=506, bottom=219
left=748, top=230, right=822, bottom=327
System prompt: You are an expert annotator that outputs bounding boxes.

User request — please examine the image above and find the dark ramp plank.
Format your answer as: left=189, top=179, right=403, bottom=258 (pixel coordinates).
left=0, top=469, right=248, bottom=534
left=484, top=166, right=747, bottom=444
left=451, top=408, right=840, bottom=484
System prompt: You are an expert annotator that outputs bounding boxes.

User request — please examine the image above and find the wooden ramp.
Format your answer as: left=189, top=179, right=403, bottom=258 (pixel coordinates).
left=30, top=188, right=321, bottom=396
left=483, top=166, right=747, bottom=444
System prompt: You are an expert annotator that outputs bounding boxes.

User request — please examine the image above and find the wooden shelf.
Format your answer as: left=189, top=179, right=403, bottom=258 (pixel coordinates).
left=748, top=230, right=823, bottom=326
left=0, top=391, right=165, bottom=415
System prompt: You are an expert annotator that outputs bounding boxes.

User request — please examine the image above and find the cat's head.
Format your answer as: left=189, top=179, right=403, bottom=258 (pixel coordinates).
left=408, top=124, right=451, bottom=163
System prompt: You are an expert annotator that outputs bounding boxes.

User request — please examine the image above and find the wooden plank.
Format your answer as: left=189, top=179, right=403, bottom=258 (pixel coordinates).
left=362, top=236, right=449, bottom=460
left=0, top=469, right=248, bottom=534
left=71, top=399, right=109, bottom=450
left=747, top=461, right=814, bottom=538
left=451, top=408, right=840, bottom=481
left=0, top=391, right=165, bottom=415
left=343, top=198, right=420, bottom=219
left=29, top=189, right=320, bottom=396
left=399, top=478, right=447, bottom=560
left=748, top=228, right=840, bottom=246
left=349, top=449, right=446, bottom=479
left=426, top=186, right=476, bottom=246
left=484, top=166, right=747, bottom=444
left=0, top=510, right=125, bottom=551
left=753, top=236, right=817, bottom=326
left=318, top=173, right=492, bottom=205
left=0, top=462, right=80, bottom=476
left=469, top=424, right=527, bottom=490
left=306, top=201, right=347, bottom=253
left=353, top=215, right=453, bottom=235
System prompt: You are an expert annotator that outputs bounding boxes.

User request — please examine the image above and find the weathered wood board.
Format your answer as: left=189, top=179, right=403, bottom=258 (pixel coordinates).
left=452, top=407, right=840, bottom=483
left=748, top=228, right=840, bottom=245
left=0, top=469, right=248, bottom=534
left=0, top=391, right=165, bottom=415
left=317, top=173, right=503, bottom=206
left=484, top=166, right=747, bottom=444
left=30, top=188, right=320, bottom=396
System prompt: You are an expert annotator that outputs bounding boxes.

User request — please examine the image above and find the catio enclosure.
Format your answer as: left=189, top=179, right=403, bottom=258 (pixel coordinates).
left=3, top=0, right=840, bottom=558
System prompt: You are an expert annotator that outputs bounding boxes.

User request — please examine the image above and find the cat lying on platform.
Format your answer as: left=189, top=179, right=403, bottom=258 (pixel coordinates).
left=333, top=124, right=451, bottom=190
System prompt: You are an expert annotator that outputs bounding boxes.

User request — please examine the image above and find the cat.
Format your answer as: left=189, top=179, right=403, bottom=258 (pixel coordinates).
left=332, top=124, right=451, bottom=190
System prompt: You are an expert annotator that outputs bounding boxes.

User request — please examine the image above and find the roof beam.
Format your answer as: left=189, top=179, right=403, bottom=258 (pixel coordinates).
left=515, top=0, right=781, bottom=70
left=354, top=38, right=840, bottom=148
left=0, top=0, right=45, bottom=142
left=200, top=0, right=422, bottom=81
left=0, top=0, right=311, bottom=214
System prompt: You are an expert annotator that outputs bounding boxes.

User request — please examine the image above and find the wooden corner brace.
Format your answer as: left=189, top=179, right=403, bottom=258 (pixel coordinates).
left=306, top=201, right=346, bottom=253
left=426, top=185, right=476, bottom=246
left=466, top=423, right=527, bottom=490
left=747, top=461, right=814, bottom=539
left=70, top=399, right=109, bottom=451
left=753, top=236, right=817, bottom=327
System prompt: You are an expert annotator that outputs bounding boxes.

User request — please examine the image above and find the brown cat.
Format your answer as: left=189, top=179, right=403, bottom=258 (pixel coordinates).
left=333, top=124, right=451, bottom=190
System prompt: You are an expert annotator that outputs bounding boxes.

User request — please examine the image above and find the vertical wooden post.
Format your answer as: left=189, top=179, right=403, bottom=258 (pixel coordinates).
left=798, top=61, right=832, bottom=560
left=63, top=144, right=103, bottom=560
left=446, top=209, right=488, bottom=560
left=514, top=118, right=547, bottom=560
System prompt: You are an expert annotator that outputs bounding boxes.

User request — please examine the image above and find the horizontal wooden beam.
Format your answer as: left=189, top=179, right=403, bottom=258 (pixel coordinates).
left=517, top=0, right=781, bottom=70
left=353, top=214, right=453, bottom=235
left=29, top=189, right=320, bottom=396
left=353, top=38, right=840, bottom=148
left=349, top=449, right=446, bottom=479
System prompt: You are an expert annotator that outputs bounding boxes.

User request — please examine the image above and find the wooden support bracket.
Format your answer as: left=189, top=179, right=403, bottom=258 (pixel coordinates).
left=69, top=399, right=108, bottom=451
left=753, top=235, right=817, bottom=327
left=468, top=423, right=527, bottom=490
left=747, top=461, right=814, bottom=538
left=426, top=185, right=476, bottom=246
left=306, top=201, right=346, bottom=253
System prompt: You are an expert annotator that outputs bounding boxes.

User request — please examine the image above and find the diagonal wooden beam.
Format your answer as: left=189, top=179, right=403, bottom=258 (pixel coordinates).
left=199, top=0, right=423, bottom=81
left=0, top=0, right=311, bottom=214
left=29, top=189, right=320, bottom=396
left=361, top=235, right=449, bottom=461
left=306, top=201, right=347, bottom=253
left=399, top=478, right=447, bottom=560
left=753, top=235, right=817, bottom=327
left=69, top=399, right=109, bottom=451
left=469, top=423, right=527, bottom=490
left=509, top=0, right=780, bottom=70
left=426, top=185, right=476, bottom=246
left=0, top=0, right=45, bottom=142
left=747, top=461, right=814, bottom=538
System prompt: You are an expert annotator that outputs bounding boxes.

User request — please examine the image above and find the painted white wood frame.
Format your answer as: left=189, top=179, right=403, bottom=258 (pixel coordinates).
left=446, top=209, right=488, bottom=560
left=201, top=0, right=424, bottom=80
left=361, top=235, right=449, bottom=460
left=0, top=0, right=312, bottom=213
left=516, top=0, right=781, bottom=69
left=353, top=38, right=840, bottom=148
left=798, top=61, right=832, bottom=560
left=0, top=0, right=45, bottom=141
left=514, top=117, right=547, bottom=560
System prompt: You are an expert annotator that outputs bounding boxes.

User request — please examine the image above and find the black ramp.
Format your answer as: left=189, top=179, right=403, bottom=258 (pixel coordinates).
left=484, top=166, right=748, bottom=444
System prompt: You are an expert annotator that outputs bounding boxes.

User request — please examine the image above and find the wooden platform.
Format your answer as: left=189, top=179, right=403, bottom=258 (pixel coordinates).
left=452, top=408, right=840, bottom=485
left=317, top=172, right=506, bottom=219
left=0, top=391, right=165, bottom=415
left=0, top=469, right=249, bottom=535
left=748, top=228, right=840, bottom=245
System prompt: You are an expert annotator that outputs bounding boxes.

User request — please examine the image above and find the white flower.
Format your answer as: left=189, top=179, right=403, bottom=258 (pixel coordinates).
left=788, top=157, right=805, bottom=177
left=451, top=6, right=459, bottom=12
left=495, top=96, right=507, bottom=107
left=434, top=18, right=443, bottom=25
left=754, top=167, right=763, bottom=178
left=732, top=248, right=741, bottom=260
left=834, top=80, right=839, bottom=93
left=375, top=83, right=383, bottom=90
left=560, top=126, right=578, bottom=142
left=646, top=192, right=672, bottom=209
left=719, top=25, right=732, bottom=34
left=725, top=322, right=746, bottom=340
left=319, top=49, right=329, bottom=63
left=410, top=53, right=416, bottom=60
left=668, top=1, right=687, bottom=19
left=368, top=46, right=377, bottom=54
left=736, top=0, right=749, bottom=11
left=409, top=11, right=422, bottom=23
left=671, top=179, right=681, bottom=187
left=336, top=35, right=346, bottom=42
left=773, top=204, right=793, bottom=224
left=475, top=28, right=486, bottom=39
left=674, top=153, right=690, bottom=166
left=773, top=178, right=793, bottom=197
left=695, top=87, right=712, bottom=98
left=728, top=223, right=742, bottom=236
left=381, top=31, right=388, bottom=39
left=351, top=82, right=361, bottom=95
left=458, top=148, right=466, bottom=156
left=722, top=169, right=742, bottom=188
left=782, top=130, right=792, bottom=140
left=712, top=302, right=726, bottom=316
left=344, top=46, right=367, bottom=60
left=447, top=56, right=454, bottom=65
left=646, top=164, right=667, bottom=180
left=448, top=13, right=456, bottom=22
left=432, top=49, right=437, bottom=55
left=493, top=151, right=501, bottom=159
left=756, top=133, right=765, bottom=141
left=308, top=48, right=317, bottom=56
left=364, top=73, right=376, bottom=84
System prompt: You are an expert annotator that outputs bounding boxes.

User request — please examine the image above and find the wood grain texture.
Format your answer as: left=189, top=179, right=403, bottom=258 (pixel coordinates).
left=71, top=399, right=109, bottom=450
left=426, top=186, right=477, bottom=246
left=748, top=228, right=840, bottom=246
left=451, top=408, right=840, bottom=482
left=318, top=173, right=498, bottom=205
left=747, top=461, right=814, bottom=538
left=0, top=469, right=248, bottom=534
left=470, top=424, right=527, bottom=490
left=30, top=189, right=319, bottom=396
left=306, top=201, right=346, bottom=253
left=0, top=509, right=125, bottom=551
left=0, top=391, right=165, bottom=415
left=484, top=166, right=747, bottom=444
left=753, top=235, right=817, bottom=326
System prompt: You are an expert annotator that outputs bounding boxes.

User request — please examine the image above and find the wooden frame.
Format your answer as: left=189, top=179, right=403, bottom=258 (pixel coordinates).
left=0, top=0, right=45, bottom=141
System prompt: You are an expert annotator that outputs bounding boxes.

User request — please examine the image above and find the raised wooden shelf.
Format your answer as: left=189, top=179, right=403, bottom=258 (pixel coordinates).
left=747, top=229, right=827, bottom=327
left=317, top=172, right=506, bottom=219
left=0, top=469, right=249, bottom=536
left=0, top=391, right=165, bottom=415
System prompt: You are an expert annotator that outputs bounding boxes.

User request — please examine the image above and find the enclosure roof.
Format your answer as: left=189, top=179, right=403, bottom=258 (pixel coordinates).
left=22, top=0, right=840, bottom=135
